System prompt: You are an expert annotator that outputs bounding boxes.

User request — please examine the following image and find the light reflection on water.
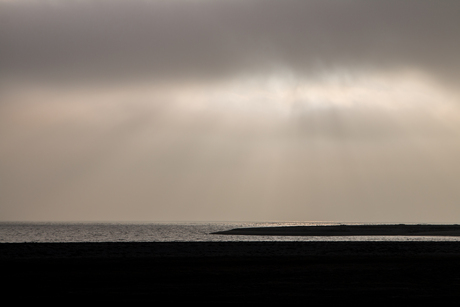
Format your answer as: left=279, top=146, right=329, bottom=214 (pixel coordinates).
left=1, top=221, right=460, bottom=243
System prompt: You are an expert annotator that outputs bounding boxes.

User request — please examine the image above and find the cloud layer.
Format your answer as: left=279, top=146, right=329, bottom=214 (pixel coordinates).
left=1, top=0, right=460, bottom=222
left=2, top=0, right=460, bottom=86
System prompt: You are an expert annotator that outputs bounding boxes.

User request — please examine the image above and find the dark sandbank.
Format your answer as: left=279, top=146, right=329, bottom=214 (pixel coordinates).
left=212, top=224, right=460, bottom=236
left=3, top=241, right=460, bottom=303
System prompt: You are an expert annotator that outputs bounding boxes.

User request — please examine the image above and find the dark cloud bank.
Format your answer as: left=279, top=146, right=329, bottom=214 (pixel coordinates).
left=1, top=0, right=460, bottom=85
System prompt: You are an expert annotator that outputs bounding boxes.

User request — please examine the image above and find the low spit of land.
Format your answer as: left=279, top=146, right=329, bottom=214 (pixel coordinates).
left=211, top=224, right=460, bottom=237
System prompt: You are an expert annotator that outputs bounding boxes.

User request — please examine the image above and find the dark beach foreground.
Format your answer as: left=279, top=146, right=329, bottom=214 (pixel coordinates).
left=3, top=241, right=460, bottom=303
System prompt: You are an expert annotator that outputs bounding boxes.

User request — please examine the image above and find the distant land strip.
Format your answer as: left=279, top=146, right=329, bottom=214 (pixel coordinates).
left=211, top=224, right=460, bottom=237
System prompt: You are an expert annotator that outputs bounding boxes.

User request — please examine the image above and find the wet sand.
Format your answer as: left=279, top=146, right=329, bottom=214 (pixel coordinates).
left=212, top=224, right=460, bottom=236
left=3, top=241, right=460, bottom=303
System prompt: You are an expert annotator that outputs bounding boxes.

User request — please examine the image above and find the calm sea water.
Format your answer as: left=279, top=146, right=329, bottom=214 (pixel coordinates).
left=1, top=222, right=459, bottom=243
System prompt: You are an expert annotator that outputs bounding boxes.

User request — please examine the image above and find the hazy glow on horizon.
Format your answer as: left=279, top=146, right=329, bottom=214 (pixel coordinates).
left=1, top=0, right=460, bottom=222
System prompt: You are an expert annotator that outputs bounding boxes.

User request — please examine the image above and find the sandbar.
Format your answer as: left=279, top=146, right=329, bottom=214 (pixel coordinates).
left=212, top=224, right=460, bottom=236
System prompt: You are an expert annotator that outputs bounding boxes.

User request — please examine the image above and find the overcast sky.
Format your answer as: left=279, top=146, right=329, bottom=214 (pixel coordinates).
left=1, top=0, right=460, bottom=222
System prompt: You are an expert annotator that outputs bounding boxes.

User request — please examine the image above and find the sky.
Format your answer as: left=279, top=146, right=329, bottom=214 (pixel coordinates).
left=1, top=0, right=460, bottom=223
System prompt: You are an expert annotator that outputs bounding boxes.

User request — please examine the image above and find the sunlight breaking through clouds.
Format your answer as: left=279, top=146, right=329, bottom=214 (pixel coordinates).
left=165, top=68, right=459, bottom=115
left=2, top=0, right=460, bottom=222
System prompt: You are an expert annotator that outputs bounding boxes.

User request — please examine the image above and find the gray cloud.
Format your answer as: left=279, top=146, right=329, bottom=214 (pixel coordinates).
left=1, top=0, right=460, bottom=87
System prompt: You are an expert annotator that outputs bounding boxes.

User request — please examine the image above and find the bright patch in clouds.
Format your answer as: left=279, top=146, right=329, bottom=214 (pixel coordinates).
left=167, top=69, right=458, bottom=115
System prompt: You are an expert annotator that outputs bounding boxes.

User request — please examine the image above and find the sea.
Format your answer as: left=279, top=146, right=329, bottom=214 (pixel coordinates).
left=1, top=221, right=460, bottom=243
